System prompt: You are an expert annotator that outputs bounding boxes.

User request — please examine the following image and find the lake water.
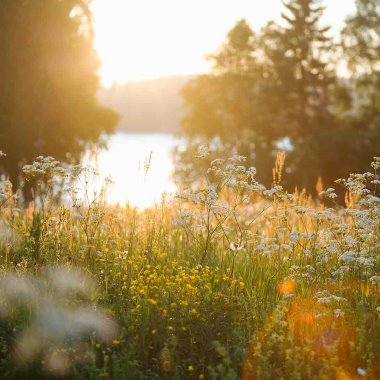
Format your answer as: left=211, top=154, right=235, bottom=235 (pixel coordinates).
left=83, top=133, right=179, bottom=208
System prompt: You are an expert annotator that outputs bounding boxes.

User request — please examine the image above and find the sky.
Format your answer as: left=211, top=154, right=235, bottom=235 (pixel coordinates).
left=91, top=0, right=357, bottom=86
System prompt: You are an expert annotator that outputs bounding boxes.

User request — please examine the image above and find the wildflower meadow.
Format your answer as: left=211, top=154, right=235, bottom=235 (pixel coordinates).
left=0, top=151, right=379, bottom=379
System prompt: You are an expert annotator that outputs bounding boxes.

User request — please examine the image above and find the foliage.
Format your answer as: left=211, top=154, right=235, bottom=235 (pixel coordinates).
left=261, top=0, right=344, bottom=191
left=343, top=0, right=380, bottom=74
left=340, top=0, right=380, bottom=180
left=179, top=0, right=380, bottom=196
left=0, top=0, right=118, bottom=194
left=180, top=20, right=277, bottom=187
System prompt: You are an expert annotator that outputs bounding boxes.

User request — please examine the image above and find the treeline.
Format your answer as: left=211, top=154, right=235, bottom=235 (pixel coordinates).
left=177, top=0, right=380, bottom=194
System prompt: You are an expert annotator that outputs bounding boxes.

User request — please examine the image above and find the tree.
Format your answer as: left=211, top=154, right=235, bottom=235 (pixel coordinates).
left=178, top=2, right=378, bottom=195
left=179, top=10, right=346, bottom=191
left=261, top=0, right=346, bottom=191
left=263, top=1, right=334, bottom=130
left=0, top=0, right=118, bottom=194
left=180, top=20, right=280, bottom=185
left=343, top=0, right=380, bottom=74
left=340, top=0, right=380, bottom=174
left=182, top=20, right=257, bottom=140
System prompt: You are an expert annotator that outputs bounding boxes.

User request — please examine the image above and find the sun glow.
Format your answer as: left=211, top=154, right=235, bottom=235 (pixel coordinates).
left=89, top=0, right=357, bottom=209
left=91, top=0, right=280, bottom=86
left=83, top=133, right=178, bottom=208
left=92, top=0, right=355, bottom=86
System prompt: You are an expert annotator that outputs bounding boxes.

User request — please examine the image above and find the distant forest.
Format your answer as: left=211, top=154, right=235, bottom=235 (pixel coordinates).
left=98, top=76, right=191, bottom=133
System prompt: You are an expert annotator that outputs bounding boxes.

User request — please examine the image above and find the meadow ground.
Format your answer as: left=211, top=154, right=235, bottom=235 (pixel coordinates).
left=0, top=153, right=379, bottom=379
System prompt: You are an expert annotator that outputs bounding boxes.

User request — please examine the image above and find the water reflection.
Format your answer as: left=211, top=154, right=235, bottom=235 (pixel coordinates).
left=83, top=133, right=178, bottom=208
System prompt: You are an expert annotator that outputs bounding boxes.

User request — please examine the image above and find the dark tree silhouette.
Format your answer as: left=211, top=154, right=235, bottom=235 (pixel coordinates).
left=0, top=0, right=118, bottom=194
left=178, top=1, right=379, bottom=196
left=179, top=20, right=280, bottom=186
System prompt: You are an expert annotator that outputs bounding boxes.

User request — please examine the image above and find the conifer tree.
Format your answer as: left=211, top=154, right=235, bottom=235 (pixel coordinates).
left=343, top=0, right=380, bottom=75
left=340, top=0, right=380, bottom=176
left=179, top=20, right=280, bottom=185
left=262, top=0, right=341, bottom=190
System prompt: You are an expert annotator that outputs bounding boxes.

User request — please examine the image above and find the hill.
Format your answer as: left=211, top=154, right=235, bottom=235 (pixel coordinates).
left=97, top=75, right=192, bottom=133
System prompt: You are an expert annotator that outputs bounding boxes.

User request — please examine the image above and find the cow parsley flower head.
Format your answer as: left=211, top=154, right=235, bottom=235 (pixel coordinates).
left=334, top=309, right=345, bottom=318
left=230, top=242, right=244, bottom=251
left=194, top=145, right=210, bottom=158
left=369, top=276, right=380, bottom=285
left=228, top=155, right=246, bottom=163
left=371, top=157, right=380, bottom=170
left=357, top=368, right=367, bottom=377
left=210, top=158, right=224, bottom=167
left=319, top=188, right=338, bottom=199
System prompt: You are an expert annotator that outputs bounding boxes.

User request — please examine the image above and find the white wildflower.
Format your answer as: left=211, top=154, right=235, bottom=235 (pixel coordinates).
left=228, top=155, right=246, bottom=163
left=318, top=295, right=347, bottom=304
left=357, top=368, right=367, bottom=377
left=340, top=251, right=355, bottom=263
left=371, top=158, right=380, bottom=170
left=210, top=158, right=224, bottom=166
left=242, top=194, right=250, bottom=204
left=366, top=195, right=380, bottom=204
left=230, top=242, right=244, bottom=252
left=355, top=257, right=373, bottom=266
left=194, top=145, right=210, bottom=158
left=319, top=188, right=338, bottom=199
left=289, top=231, right=299, bottom=242
left=369, top=276, right=380, bottom=285
left=334, top=309, right=345, bottom=318
left=295, top=206, right=308, bottom=214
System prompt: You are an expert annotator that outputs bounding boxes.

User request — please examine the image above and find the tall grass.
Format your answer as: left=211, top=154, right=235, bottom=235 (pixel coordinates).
left=0, top=153, right=379, bottom=379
